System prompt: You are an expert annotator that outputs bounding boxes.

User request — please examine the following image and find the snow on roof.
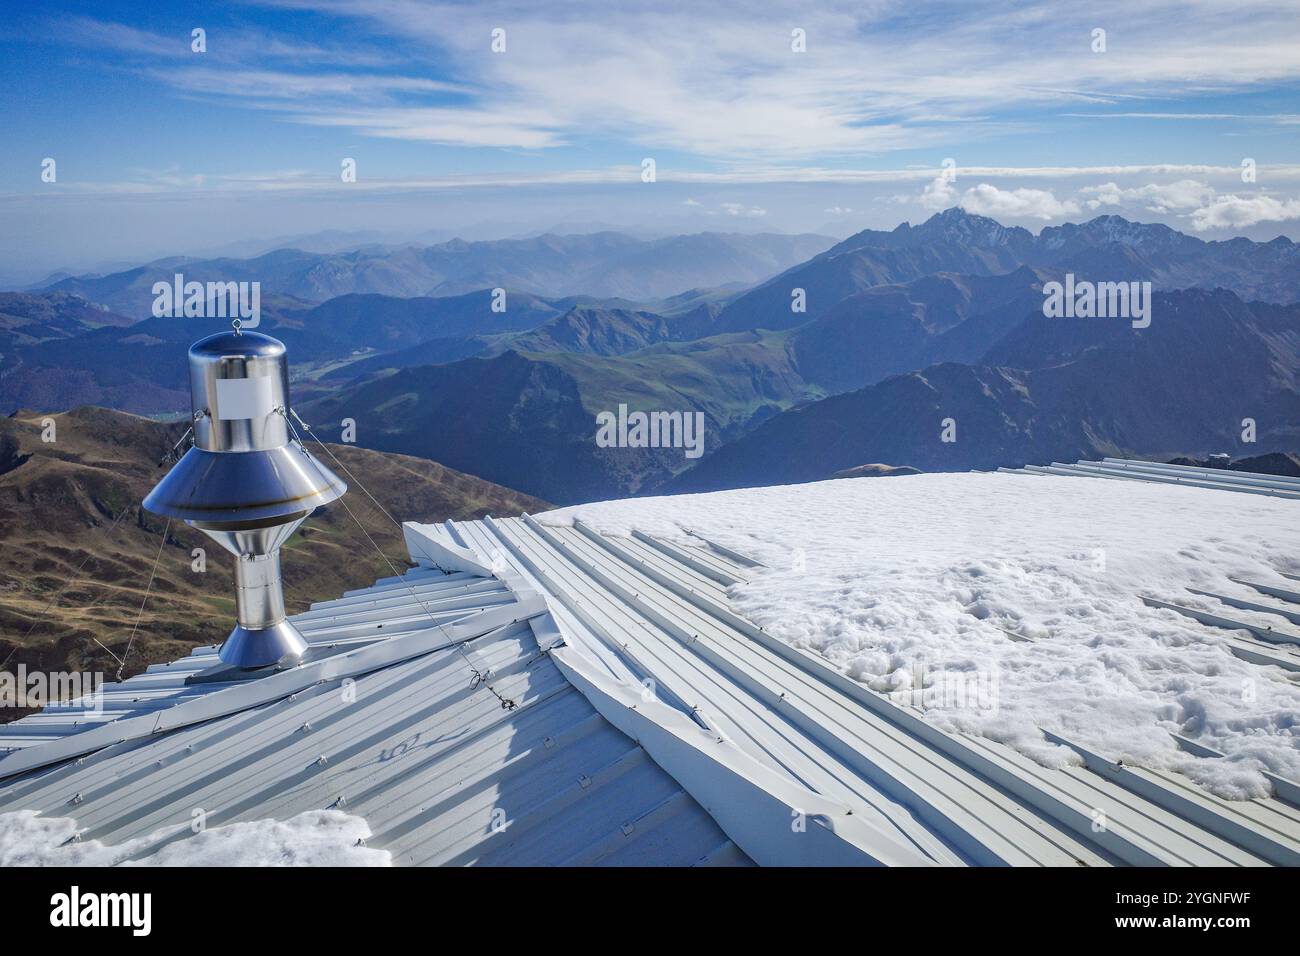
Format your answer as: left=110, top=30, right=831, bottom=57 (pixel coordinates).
left=1, top=808, right=390, bottom=866
left=449, top=508, right=1300, bottom=865
left=3, top=463, right=1300, bottom=866
left=542, top=469, right=1300, bottom=803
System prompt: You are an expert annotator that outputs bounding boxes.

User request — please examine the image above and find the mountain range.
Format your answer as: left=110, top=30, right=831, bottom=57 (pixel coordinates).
left=0, top=291, right=136, bottom=354
left=4, top=209, right=1300, bottom=505
left=36, top=231, right=836, bottom=317
left=299, top=328, right=812, bottom=503
left=713, top=209, right=1300, bottom=332
left=669, top=289, right=1300, bottom=492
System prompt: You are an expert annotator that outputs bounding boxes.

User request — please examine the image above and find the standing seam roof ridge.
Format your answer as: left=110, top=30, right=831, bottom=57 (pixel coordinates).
left=0, top=554, right=750, bottom=866
left=0, top=585, right=549, bottom=776
left=454, top=513, right=1300, bottom=867
left=488, top=517, right=989, bottom=863
left=1, top=604, right=745, bottom=866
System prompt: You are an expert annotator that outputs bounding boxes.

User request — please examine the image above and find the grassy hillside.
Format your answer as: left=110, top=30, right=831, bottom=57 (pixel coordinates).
left=0, top=407, right=548, bottom=703
left=303, top=332, right=822, bottom=504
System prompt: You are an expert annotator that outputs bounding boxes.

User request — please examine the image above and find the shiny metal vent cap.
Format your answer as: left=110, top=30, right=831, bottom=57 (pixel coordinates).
left=143, top=330, right=346, bottom=529
left=189, top=330, right=289, bottom=453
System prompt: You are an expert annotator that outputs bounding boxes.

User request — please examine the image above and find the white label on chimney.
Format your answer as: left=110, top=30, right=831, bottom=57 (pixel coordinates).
left=215, top=376, right=273, bottom=420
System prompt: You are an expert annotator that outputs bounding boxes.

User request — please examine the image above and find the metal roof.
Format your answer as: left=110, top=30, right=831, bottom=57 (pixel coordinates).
left=4, top=468, right=1300, bottom=866
left=419, top=512, right=1300, bottom=866
left=0, top=569, right=748, bottom=866
left=1000, top=456, right=1300, bottom=500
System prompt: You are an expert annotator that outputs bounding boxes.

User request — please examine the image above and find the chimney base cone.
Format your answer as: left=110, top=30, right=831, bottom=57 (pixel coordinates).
left=218, top=620, right=310, bottom=669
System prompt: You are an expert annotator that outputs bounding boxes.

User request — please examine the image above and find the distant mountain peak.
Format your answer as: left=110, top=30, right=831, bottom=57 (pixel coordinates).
left=914, top=207, right=1033, bottom=247
left=828, top=207, right=1034, bottom=257
left=1041, top=214, right=1201, bottom=255
left=929, top=206, right=993, bottom=224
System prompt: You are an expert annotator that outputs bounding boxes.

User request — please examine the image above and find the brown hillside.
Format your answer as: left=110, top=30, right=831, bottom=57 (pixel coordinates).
left=0, top=406, right=548, bottom=702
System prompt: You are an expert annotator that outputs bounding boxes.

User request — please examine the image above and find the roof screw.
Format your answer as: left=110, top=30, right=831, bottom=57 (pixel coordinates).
left=578, top=774, right=592, bottom=790
left=68, top=792, right=84, bottom=806
left=300, top=722, right=313, bottom=732
left=316, top=755, right=328, bottom=766
left=620, top=822, right=635, bottom=836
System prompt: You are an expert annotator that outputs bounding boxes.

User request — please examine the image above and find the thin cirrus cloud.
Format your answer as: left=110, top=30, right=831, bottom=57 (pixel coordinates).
left=55, top=1, right=1300, bottom=160
left=59, top=15, right=393, bottom=68
left=34, top=163, right=1300, bottom=200
left=27, top=163, right=1300, bottom=202
left=1063, top=112, right=1300, bottom=123
left=293, top=106, right=566, bottom=150
left=156, top=67, right=469, bottom=100
left=18, top=2, right=1300, bottom=239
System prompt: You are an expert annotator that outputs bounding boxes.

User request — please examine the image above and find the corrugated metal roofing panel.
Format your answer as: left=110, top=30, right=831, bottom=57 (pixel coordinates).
left=0, top=571, right=520, bottom=753
left=1019, top=459, right=1300, bottom=500
left=478, top=516, right=1105, bottom=865
left=444, top=511, right=1300, bottom=867
left=0, top=572, right=749, bottom=867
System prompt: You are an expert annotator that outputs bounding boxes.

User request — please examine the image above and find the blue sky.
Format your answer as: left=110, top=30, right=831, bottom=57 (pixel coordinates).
left=2, top=0, right=1299, bottom=282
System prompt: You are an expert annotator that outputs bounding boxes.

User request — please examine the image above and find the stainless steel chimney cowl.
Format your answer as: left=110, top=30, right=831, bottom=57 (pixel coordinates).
left=144, top=330, right=347, bottom=670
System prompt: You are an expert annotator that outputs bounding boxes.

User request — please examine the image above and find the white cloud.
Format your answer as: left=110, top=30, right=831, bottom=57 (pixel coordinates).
left=918, top=175, right=1079, bottom=220
left=920, top=175, right=958, bottom=210
left=294, top=105, right=564, bottom=149
left=719, top=202, right=767, bottom=217
left=1074, top=179, right=1300, bottom=233
left=1081, top=179, right=1216, bottom=212
left=1190, top=194, right=1300, bottom=231
left=78, top=1, right=1300, bottom=159
left=158, top=67, right=466, bottom=100
left=1062, top=111, right=1300, bottom=124
left=915, top=174, right=1300, bottom=229
left=957, top=184, right=1081, bottom=220
left=24, top=163, right=1300, bottom=223
left=63, top=15, right=390, bottom=67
